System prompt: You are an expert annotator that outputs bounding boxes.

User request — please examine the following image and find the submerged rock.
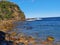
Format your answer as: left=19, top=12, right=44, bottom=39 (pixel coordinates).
left=19, top=42, right=25, bottom=45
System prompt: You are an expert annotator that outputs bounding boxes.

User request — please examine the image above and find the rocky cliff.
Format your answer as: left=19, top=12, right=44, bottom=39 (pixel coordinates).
left=0, top=1, right=25, bottom=32
left=0, top=1, right=25, bottom=21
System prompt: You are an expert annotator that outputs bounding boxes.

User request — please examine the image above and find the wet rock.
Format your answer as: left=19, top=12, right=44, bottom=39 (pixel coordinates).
left=26, top=26, right=33, bottom=30
left=19, top=42, right=25, bottom=45
left=0, top=31, right=13, bottom=45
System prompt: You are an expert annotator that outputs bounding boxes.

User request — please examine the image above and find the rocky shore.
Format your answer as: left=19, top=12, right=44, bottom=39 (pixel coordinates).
left=0, top=31, right=60, bottom=45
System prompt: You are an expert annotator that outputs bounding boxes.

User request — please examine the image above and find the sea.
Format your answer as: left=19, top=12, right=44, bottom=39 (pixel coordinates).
left=12, top=17, right=60, bottom=42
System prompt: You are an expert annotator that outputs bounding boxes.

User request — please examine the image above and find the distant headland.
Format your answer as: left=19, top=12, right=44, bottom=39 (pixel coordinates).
left=26, top=17, right=60, bottom=21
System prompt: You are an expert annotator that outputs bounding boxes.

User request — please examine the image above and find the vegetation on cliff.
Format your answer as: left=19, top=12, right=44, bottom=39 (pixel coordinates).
left=0, top=1, right=25, bottom=32
left=0, top=1, right=25, bottom=21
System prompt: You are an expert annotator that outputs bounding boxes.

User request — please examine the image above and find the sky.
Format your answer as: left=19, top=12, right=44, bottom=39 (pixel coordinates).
left=9, top=0, right=60, bottom=18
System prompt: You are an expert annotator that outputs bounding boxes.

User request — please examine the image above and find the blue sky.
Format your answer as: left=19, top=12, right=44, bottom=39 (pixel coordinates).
left=9, top=0, right=60, bottom=18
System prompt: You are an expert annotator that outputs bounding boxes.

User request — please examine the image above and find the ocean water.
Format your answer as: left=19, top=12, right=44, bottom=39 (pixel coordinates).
left=13, top=20, right=60, bottom=42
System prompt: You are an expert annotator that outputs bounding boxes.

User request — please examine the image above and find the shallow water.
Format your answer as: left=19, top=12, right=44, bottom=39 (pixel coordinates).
left=13, top=20, right=60, bottom=42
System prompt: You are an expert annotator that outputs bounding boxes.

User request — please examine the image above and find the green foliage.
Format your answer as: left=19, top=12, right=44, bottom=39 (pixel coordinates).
left=0, top=1, right=25, bottom=20
left=4, top=12, right=13, bottom=19
left=0, top=15, right=3, bottom=20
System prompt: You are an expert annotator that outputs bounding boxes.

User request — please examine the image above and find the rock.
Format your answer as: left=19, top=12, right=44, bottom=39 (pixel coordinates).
left=0, top=31, right=13, bottom=45
left=0, top=31, right=6, bottom=40
left=19, top=42, right=25, bottom=45
left=0, top=1, right=25, bottom=32
left=0, top=1, right=25, bottom=21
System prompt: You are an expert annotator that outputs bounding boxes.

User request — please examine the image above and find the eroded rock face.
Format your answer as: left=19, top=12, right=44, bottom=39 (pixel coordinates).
left=0, top=1, right=25, bottom=21
left=0, top=1, right=25, bottom=32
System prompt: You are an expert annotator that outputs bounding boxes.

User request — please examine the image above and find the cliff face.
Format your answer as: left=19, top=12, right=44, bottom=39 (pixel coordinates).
left=0, top=1, right=25, bottom=32
left=0, top=1, right=25, bottom=21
